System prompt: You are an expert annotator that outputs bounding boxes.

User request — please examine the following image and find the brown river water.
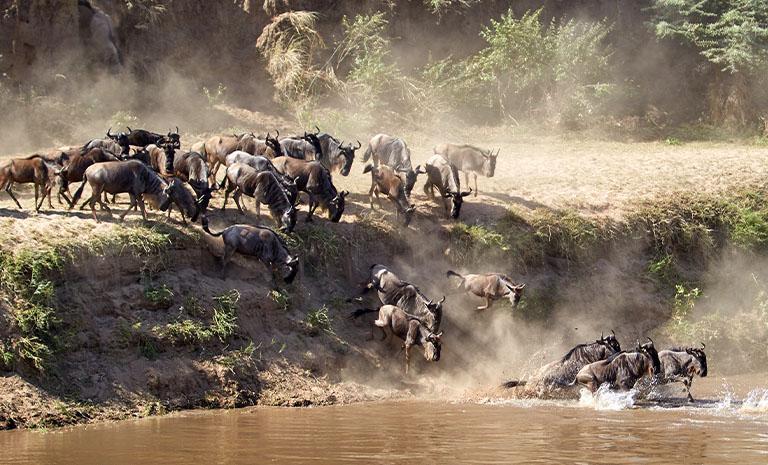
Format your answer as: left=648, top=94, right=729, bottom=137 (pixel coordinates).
left=2, top=376, right=767, bottom=465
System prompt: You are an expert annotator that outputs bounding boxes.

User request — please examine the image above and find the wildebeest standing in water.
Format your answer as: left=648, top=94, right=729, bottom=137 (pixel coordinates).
left=658, top=344, right=708, bottom=402
left=271, top=157, right=348, bottom=223
left=201, top=217, right=299, bottom=284
left=351, top=305, right=443, bottom=374
left=423, top=154, right=471, bottom=219
left=363, top=164, right=416, bottom=227
left=363, top=133, right=424, bottom=198
left=575, top=338, right=661, bottom=393
left=446, top=270, right=525, bottom=310
left=317, top=132, right=360, bottom=176
left=435, top=144, right=498, bottom=197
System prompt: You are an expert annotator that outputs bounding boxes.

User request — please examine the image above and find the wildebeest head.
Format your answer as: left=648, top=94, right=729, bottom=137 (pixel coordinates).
left=640, top=337, right=661, bottom=375
left=266, top=131, right=283, bottom=157
left=599, top=330, right=622, bottom=353
left=337, top=140, right=360, bottom=176
left=423, top=330, right=443, bottom=362
left=159, top=178, right=180, bottom=212
left=302, top=129, right=323, bottom=158
left=687, top=343, right=708, bottom=377
left=443, top=188, right=472, bottom=219
left=194, top=186, right=215, bottom=222
left=281, top=205, right=298, bottom=233
left=327, top=190, right=348, bottom=222
left=284, top=256, right=299, bottom=284
left=402, top=205, right=416, bottom=227
left=483, top=148, right=499, bottom=177
left=399, top=165, right=426, bottom=198
left=167, top=126, right=181, bottom=149
left=106, top=127, right=130, bottom=153
left=505, top=282, right=526, bottom=307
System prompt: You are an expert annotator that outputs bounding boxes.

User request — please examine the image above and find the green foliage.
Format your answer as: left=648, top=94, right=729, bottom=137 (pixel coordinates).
left=143, top=284, right=174, bottom=308
left=648, top=253, right=677, bottom=285
left=211, top=290, right=240, bottom=341
left=651, top=0, right=768, bottom=73
left=305, top=305, right=333, bottom=335
left=449, top=223, right=510, bottom=264
left=153, top=290, right=239, bottom=346
left=424, top=0, right=479, bottom=14
left=730, top=207, right=768, bottom=251
left=216, top=341, right=259, bottom=370
left=283, top=224, right=342, bottom=273
left=269, top=289, right=291, bottom=311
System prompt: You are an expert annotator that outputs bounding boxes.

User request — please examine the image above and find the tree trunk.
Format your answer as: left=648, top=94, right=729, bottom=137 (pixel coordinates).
left=706, top=70, right=752, bottom=128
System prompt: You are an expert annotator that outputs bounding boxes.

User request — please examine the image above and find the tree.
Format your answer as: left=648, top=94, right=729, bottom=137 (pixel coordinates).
left=650, top=0, right=768, bottom=126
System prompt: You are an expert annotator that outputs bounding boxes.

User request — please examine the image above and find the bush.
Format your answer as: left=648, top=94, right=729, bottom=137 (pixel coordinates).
left=305, top=305, right=333, bottom=335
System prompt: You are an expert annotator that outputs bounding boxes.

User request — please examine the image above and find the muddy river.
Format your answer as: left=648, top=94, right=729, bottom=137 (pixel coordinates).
left=2, top=378, right=767, bottom=465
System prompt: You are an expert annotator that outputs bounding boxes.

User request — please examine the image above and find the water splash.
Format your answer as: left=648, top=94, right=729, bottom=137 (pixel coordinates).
left=578, top=385, right=636, bottom=411
left=714, top=382, right=735, bottom=412
left=740, top=389, right=768, bottom=413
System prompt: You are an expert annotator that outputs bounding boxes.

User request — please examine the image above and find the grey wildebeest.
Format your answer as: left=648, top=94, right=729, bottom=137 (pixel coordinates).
left=658, top=344, right=708, bottom=402
left=223, top=151, right=298, bottom=204
left=435, top=143, right=498, bottom=197
left=357, top=264, right=445, bottom=333
left=203, top=132, right=281, bottom=186
left=446, top=270, right=525, bottom=310
left=317, top=132, right=359, bottom=176
left=279, top=132, right=322, bottom=160
left=70, top=160, right=180, bottom=222
left=362, top=133, right=424, bottom=198
left=351, top=305, right=442, bottom=374
left=78, top=0, right=122, bottom=72
left=423, top=154, right=471, bottom=219
left=172, top=150, right=214, bottom=206
left=575, top=338, right=661, bottom=393
left=162, top=177, right=207, bottom=225
left=363, top=164, right=416, bottom=227
left=201, top=217, right=299, bottom=283
left=502, top=332, right=622, bottom=393
left=0, top=155, right=54, bottom=211
left=57, top=147, right=120, bottom=207
left=84, top=136, right=125, bottom=157
left=221, top=163, right=297, bottom=233
left=271, top=157, right=347, bottom=223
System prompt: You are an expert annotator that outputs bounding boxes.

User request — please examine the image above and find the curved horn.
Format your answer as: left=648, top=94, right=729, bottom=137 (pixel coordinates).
left=176, top=126, right=179, bottom=134
left=460, top=187, right=473, bottom=197
left=438, top=296, right=446, bottom=304
left=354, top=140, right=362, bottom=149
left=700, top=342, right=706, bottom=350
left=274, top=130, right=280, bottom=139
left=126, top=127, right=132, bottom=133
left=611, top=329, right=616, bottom=337
left=601, top=331, right=604, bottom=339
left=314, top=125, right=321, bottom=135
left=646, top=336, right=654, bottom=345
left=106, top=127, right=114, bottom=137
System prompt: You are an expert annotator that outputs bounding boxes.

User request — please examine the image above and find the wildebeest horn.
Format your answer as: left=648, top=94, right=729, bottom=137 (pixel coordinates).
left=266, top=132, right=270, bottom=140
left=126, top=127, right=133, bottom=133
left=354, top=140, right=362, bottom=149
left=611, top=329, right=616, bottom=337
left=274, top=130, right=280, bottom=139
left=700, top=342, right=705, bottom=350
left=340, top=190, right=349, bottom=198
left=176, top=126, right=179, bottom=134
left=646, top=336, right=654, bottom=345
left=601, top=331, right=604, bottom=339
left=438, top=296, right=446, bottom=304
left=106, top=127, right=114, bottom=137
left=460, top=187, right=472, bottom=197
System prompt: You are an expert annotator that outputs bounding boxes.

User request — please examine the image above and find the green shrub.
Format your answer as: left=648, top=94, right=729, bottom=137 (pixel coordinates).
left=269, top=289, right=291, bottom=311
left=143, top=284, right=174, bottom=309
left=211, top=290, right=240, bottom=341
left=305, top=305, right=333, bottom=335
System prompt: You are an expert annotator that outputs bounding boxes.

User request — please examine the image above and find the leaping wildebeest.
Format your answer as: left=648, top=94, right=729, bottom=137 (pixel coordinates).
left=434, top=143, right=498, bottom=197
left=271, top=157, right=347, bottom=223
left=0, top=155, right=53, bottom=212
left=575, top=338, right=661, bottom=393
left=362, top=134, right=424, bottom=198
left=446, top=270, right=525, bottom=310
left=317, top=132, right=360, bottom=176
left=221, top=163, right=298, bottom=233
left=423, top=154, right=471, bottom=219
left=658, top=344, right=708, bottom=402
left=69, top=160, right=182, bottom=222
left=363, top=164, right=416, bottom=227
left=351, top=305, right=443, bottom=374
left=201, top=217, right=299, bottom=283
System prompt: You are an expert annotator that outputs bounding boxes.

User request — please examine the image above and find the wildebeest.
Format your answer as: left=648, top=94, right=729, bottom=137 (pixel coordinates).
left=352, top=305, right=442, bottom=374
left=0, top=155, right=53, bottom=211
left=57, top=147, right=120, bottom=207
left=172, top=150, right=214, bottom=208
left=83, top=137, right=125, bottom=157
left=446, top=270, right=525, bottom=310
left=272, top=157, right=347, bottom=223
left=423, top=154, right=471, bottom=219
left=362, top=133, right=424, bottom=197
left=317, top=132, right=359, bottom=176
left=224, top=151, right=298, bottom=204
left=201, top=217, right=299, bottom=284
left=70, top=160, right=179, bottom=222
left=279, top=134, right=320, bottom=160
left=78, top=0, right=122, bottom=72
left=163, top=177, right=206, bottom=224
left=107, top=127, right=169, bottom=156
left=363, top=164, right=416, bottom=227
left=204, top=132, right=282, bottom=185
left=222, top=163, right=297, bottom=233
left=658, top=344, right=708, bottom=402
left=358, top=264, right=445, bottom=333
left=435, top=143, right=498, bottom=197
left=575, top=338, right=661, bottom=393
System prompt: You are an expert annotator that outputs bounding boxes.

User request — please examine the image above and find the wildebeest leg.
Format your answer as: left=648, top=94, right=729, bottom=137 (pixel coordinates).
left=374, top=187, right=384, bottom=209
left=221, top=183, right=233, bottom=211
left=137, top=195, right=148, bottom=221
left=473, top=173, right=478, bottom=197
left=368, top=183, right=376, bottom=210
left=4, top=184, right=23, bottom=210
left=423, top=182, right=434, bottom=200
left=442, top=197, right=450, bottom=218
left=85, top=188, right=102, bottom=222
left=404, top=343, right=411, bottom=375
left=305, top=195, right=317, bottom=222
left=684, top=377, right=694, bottom=402
left=33, top=182, right=40, bottom=212
left=254, top=198, right=261, bottom=219
left=220, top=245, right=235, bottom=278
left=120, top=194, right=137, bottom=220
left=232, top=189, right=246, bottom=215
left=464, top=171, right=469, bottom=191
left=477, top=296, right=492, bottom=311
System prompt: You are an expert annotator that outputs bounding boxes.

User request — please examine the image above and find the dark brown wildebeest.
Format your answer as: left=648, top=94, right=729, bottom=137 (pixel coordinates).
left=358, top=264, right=445, bottom=333
left=107, top=127, right=168, bottom=156
left=163, top=177, right=207, bottom=225
left=69, top=160, right=179, bottom=222
left=56, top=147, right=120, bottom=207
left=172, top=150, right=213, bottom=200
left=575, top=338, right=661, bottom=393
left=221, top=163, right=297, bottom=233
left=363, top=164, right=416, bottom=227
left=351, top=305, right=442, bottom=374
left=271, top=156, right=347, bottom=223
left=362, top=133, right=424, bottom=198
left=223, top=151, right=298, bottom=204
left=658, top=344, right=708, bottom=402
left=434, top=143, right=498, bottom=197
left=502, top=332, right=622, bottom=391
left=446, top=270, right=525, bottom=310
left=0, top=155, right=53, bottom=211
left=317, top=132, right=359, bottom=176
left=201, top=217, right=299, bottom=283
left=423, top=154, right=471, bottom=219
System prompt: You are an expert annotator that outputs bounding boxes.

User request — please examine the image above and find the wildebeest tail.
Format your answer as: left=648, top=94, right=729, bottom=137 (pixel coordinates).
left=363, top=163, right=374, bottom=174
left=349, top=308, right=378, bottom=319
left=201, top=216, right=224, bottom=237
left=501, top=380, right=527, bottom=388
left=446, top=270, right=464, bottom=280
left=69, top=177, right=88, bottom=208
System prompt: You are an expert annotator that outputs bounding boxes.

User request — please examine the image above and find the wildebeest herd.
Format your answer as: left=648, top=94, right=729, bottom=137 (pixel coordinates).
left=0, top=125, right=707, bottom=401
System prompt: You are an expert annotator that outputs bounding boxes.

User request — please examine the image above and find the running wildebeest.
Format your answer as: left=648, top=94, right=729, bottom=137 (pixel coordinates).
left=575, top=338, right=661, bottom=393
left=223, top=151, right=298, bottom=204
left=434, top=143, right=498, bottom=197
left=317, top=132, right=359, bottom=176
left=57, top=147, right=120, bottom=207
left=0, top=155, right=53, bottom=211
left=446, top=270, right=525, bottom=310
left=658, top=344, right=708, bottom=402
left=204, top=132, right=281, bottom=185
left=363, top=164, right=416, bottom=227
left=221, top=163, right=297, bottom=233
left=351, top=305, right=443, bottom=374
left=201, top=217, right=299, bottom=283
left=423, top=154, right=471, bottom=219
left=502, top=332, right=622, bottom=392
left=362, top=133, right=424, bottom=198
left=70, top=160, right=180, bottom=222
left=272, top=156, right=347, bottom=223
left=355, top=264, right=445, bottom=333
